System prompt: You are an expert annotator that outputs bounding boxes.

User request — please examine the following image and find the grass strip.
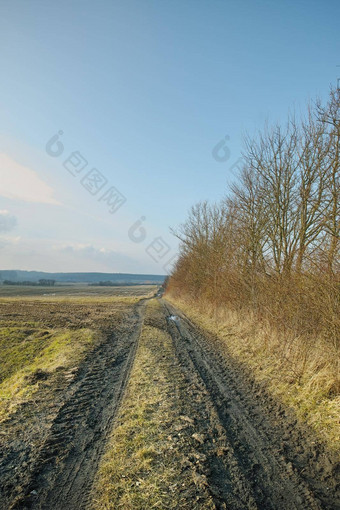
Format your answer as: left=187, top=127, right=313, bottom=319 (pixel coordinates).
left=166, top=295, right=340, bottom=454
left=92, top=299, right=215, bottom=510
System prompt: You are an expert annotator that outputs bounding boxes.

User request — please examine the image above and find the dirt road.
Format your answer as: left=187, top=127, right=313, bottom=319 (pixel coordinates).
left=0, top=300, right=146, bottom=510
left=0, top=297, right=338, bottom=509
left=162, top=300, right=339, bottom=510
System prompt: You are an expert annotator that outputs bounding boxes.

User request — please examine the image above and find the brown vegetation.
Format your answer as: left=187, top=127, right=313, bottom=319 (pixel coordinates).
left=167, top=88, right=339, bottom=438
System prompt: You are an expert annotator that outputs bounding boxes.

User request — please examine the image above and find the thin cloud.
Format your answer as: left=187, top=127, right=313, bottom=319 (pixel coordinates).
left=58, top=243, right=133, bottom=265
left=0, top=153, right=60, bottom=205
left=0, top=210, right=17, bottom=232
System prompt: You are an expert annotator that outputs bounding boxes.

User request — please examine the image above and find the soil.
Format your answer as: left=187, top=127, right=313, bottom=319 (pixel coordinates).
left=162, top=299, right=340, bottom=510
left=0, top=299, right=146, bottom=509
left=0, top=296, right=339, bottom=509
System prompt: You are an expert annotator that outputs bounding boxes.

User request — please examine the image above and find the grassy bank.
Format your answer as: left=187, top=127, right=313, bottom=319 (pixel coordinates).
left=166, top=294, right=339, bottom=454
left=0, top=323, right=96, bottom=421
left=0, top=295, right=136, bottom=422
left=92, top=299, right=215, bottom=510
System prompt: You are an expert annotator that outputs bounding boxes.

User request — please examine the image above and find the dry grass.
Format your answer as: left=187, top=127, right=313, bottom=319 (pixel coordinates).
left=166, top=294, right=340, bottom=454
left=91, top=299, right=215, bottom=510
left=0, top=324, right=97, bottom=421
left=0, top=292, right=142, bottom=422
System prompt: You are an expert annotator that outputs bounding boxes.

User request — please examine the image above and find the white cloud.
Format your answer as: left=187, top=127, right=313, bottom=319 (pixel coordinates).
left=0, top=238, right=163, bottom=273
left=0, top=153, right=60, bottom=205
left=0, top=234, right=21, bottom=249
left=0, top=210, right=17, bottom=232
left=58, top=243, right=133, bottom=265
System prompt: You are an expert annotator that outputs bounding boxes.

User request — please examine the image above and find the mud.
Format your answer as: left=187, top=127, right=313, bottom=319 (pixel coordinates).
left=162, top=299, right=339, bottom=510
left=0, top=296, right=338, bottom=509
left=0, top=300, right=145, bottom=510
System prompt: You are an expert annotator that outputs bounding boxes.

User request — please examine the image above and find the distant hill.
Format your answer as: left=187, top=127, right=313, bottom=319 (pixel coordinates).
left=0, top=270, right=165, bottom=285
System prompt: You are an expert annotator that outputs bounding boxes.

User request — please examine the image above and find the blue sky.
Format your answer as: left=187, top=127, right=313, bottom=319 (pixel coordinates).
left=0, top=0, right=339, bottom=274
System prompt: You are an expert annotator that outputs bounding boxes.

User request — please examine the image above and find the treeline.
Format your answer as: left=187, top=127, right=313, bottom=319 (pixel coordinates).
left=88, top=281, right=154, bottom=286
left=3, top=279, right=56, bottom=286
left=168, top=87, right=339, bottom=360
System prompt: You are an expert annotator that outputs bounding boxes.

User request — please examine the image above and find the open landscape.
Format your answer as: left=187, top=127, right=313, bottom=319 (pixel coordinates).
left=0, top=285, right=338, bottom=509
left=1, top=2, right=339, bottom=509
left=0, top=285, right=153, bottom=508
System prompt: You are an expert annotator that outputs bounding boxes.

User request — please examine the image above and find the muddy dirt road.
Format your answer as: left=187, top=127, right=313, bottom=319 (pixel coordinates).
left=0, top=300, right=146, bottom=510
left=162, top=300, right=339, bottom=510
left=0, top=297, right=338, bottom=509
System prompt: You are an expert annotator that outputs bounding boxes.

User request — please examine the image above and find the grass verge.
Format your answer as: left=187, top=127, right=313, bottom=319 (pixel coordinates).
left=166, top=294, right=339, bottom=454
left=92, top=299, right=215, bottom=510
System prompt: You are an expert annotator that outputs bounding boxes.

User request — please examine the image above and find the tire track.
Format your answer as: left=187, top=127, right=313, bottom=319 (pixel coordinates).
left=9, top=299, right=146, bottom=510
left=162, top=299, right=339, bottom=510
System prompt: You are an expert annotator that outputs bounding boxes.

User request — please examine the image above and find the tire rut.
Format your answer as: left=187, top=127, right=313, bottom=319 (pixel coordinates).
left=8, top=299, right=146, bottom=510
left=162, top=300, right=339, bottom=510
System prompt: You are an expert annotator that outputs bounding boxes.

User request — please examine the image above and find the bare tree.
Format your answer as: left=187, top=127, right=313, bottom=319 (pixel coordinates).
left=316, top=87, right=340, bottom=275
left=295, top=106, right=329, bottom=272
left=244, top=121, right=300, bottom=275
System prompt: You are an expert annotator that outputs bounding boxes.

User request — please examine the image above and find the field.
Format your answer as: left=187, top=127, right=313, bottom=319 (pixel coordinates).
left=0, top=284, right=156, bottom=297
left=0, top=286, right=154, bottom=509
left=0, top=286, right=338, bottom=509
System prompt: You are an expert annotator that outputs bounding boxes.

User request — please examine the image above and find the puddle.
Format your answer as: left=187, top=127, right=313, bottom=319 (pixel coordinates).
left=168, top=315, right=180, bottom=322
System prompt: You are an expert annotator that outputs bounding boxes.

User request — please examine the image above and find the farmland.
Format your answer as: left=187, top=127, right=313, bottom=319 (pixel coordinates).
left=0, top=285, right=338, bottom=509
left=0, top=284, right=156, bottom=298
left=0, top=286, right=154, bottom=508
